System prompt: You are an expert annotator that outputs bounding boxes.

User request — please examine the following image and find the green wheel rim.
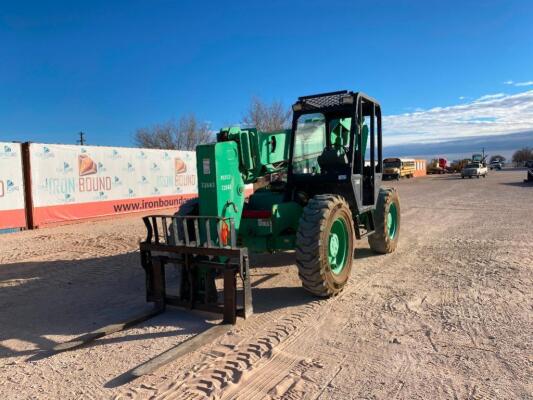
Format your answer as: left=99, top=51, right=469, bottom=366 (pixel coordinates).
left=328, top=217, right=349, bottom=275
left=387, top=203, right=398, bottom=239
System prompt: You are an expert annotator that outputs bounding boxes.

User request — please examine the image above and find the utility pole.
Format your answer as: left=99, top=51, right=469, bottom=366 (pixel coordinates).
left=77, top=131, right=86, bottom=145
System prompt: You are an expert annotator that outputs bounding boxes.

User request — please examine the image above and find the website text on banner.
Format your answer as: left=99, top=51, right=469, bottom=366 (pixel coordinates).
left=0, top=142, right=26, bottom=229
left=29, top=144, right=198, bottom=226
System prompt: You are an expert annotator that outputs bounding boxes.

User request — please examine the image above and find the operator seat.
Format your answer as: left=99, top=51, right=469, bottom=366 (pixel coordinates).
left=317, top=131, right=349, bottom=173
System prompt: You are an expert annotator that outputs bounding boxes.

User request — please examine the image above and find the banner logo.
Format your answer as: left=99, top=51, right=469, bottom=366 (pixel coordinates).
left=0, top=145, right=16, bottom=158
left=62, top=193, right=75, bottom=203
left=42, top=177, right=75, bottom=195
left=175, top=157, right=196, bottom=187
left=124, top=162, right=135, bottom=172
left=78, top=154, right=97, bottom=176
left=94, top=191, right=108, bottom=200
left=175, top=158, right=187, bottom=174
left=35, top=146, right=54, bottom=159
left=57, top=161, right=73, bottom=174
left=78, top=153, right=112, bottom=192
left=6, top=179, right=19, bottom=193
left=108, top=149, right=121, bottom=159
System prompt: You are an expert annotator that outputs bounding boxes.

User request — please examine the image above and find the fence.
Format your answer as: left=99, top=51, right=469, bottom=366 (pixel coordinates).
left=0, top=142, right=200, bottom=230
left=0, top=143, right=26, bottom=230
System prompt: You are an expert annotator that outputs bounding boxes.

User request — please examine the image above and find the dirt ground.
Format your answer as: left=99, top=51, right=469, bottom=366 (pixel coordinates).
left=0, top=170, right=531, bottom=399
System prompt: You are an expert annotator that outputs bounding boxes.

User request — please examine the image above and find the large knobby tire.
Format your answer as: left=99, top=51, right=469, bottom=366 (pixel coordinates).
left=296, top=195, right=355, bottom=297
left=368, top=188, right=400, bottom=254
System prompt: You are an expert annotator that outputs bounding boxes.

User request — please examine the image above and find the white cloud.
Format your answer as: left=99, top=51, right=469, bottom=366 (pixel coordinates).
left=476, top=93, right=505, bottom=101
left=458, top=96, right=466, bottom=100
left=384, top=89, right=533, bottom=146
left=515, top=81, right=533, bottom=87
left=502, top=79, right=533, bottom=87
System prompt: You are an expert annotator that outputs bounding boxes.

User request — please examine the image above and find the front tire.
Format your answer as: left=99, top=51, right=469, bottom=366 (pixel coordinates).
left=368, top=188, right=400, bottom=254
left=296, top=195, right=355, bottom=297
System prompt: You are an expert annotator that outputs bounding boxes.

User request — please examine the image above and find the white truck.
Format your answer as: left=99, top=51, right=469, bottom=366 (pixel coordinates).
left=461, top=162, right=488, bottom=179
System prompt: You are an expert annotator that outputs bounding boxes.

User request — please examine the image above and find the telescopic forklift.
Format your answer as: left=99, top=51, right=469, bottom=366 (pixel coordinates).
left=140, top=90, right=401, bottom=324
left=51, top=91, right=400, bottom=376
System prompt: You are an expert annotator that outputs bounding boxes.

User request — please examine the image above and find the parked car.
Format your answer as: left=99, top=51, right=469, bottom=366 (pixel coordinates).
left=489, top=160, right=503, bottom=170
left=461, top=162, right=488, bottom=179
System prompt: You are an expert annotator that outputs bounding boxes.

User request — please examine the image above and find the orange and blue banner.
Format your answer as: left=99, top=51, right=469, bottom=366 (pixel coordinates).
left=0, top=143, right=26, bottom=230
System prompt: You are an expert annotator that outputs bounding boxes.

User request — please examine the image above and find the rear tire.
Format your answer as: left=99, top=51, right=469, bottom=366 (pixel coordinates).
left=368, top=188, right=400, bottom=254
left=296, top=195, right=355, bottom=297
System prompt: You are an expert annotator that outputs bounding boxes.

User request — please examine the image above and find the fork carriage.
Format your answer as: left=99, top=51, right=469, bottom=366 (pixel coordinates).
left=139, top=214, right=253, bottom=324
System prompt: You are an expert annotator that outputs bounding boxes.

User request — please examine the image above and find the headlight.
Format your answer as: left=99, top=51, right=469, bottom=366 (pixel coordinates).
left=340, top=94, right=354, bottom=105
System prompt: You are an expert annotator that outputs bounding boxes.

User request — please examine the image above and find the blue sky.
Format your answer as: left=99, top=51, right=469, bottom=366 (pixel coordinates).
left=1, top=0, right=532, bottom=147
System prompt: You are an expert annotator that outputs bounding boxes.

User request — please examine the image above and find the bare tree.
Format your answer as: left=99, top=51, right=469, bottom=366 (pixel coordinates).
left=512, top=147, right=533, bottom=166
left=242, top=96, right=291, bottom=132
left=134, top=114, right=212, bottom=150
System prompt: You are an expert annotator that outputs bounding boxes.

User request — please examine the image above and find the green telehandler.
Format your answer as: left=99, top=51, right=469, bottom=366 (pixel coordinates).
left=140, top=90, right=401, bottom=325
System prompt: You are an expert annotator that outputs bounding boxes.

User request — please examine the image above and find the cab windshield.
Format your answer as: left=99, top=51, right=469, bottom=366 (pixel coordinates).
left=292, top=113, right=352, bottom=175
left=384, top=160, right=401, bottom=168
left=292, top=113, right=326, bottom=174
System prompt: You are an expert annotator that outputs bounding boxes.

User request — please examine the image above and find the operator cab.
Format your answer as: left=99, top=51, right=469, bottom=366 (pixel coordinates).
left=287, top=90, right=382, bottom=213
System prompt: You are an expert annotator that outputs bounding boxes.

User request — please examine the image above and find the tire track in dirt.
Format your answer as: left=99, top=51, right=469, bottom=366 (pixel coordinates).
left=117, top=240, right=408, bottom=400
left=117, top=191, right=425, bottom=399
left=3, top=173, right=532, bottom=399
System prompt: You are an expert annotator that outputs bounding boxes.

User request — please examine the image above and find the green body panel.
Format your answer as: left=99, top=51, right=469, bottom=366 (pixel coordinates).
left=194, top=117, right=369, bottom=254
left=196, top=141, right=246, bottom=241
left=197, top=130, right=300, bottom=253
left=240, top=190, right=302, bottom=253
left=218, top=127, right=291, bottom=183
